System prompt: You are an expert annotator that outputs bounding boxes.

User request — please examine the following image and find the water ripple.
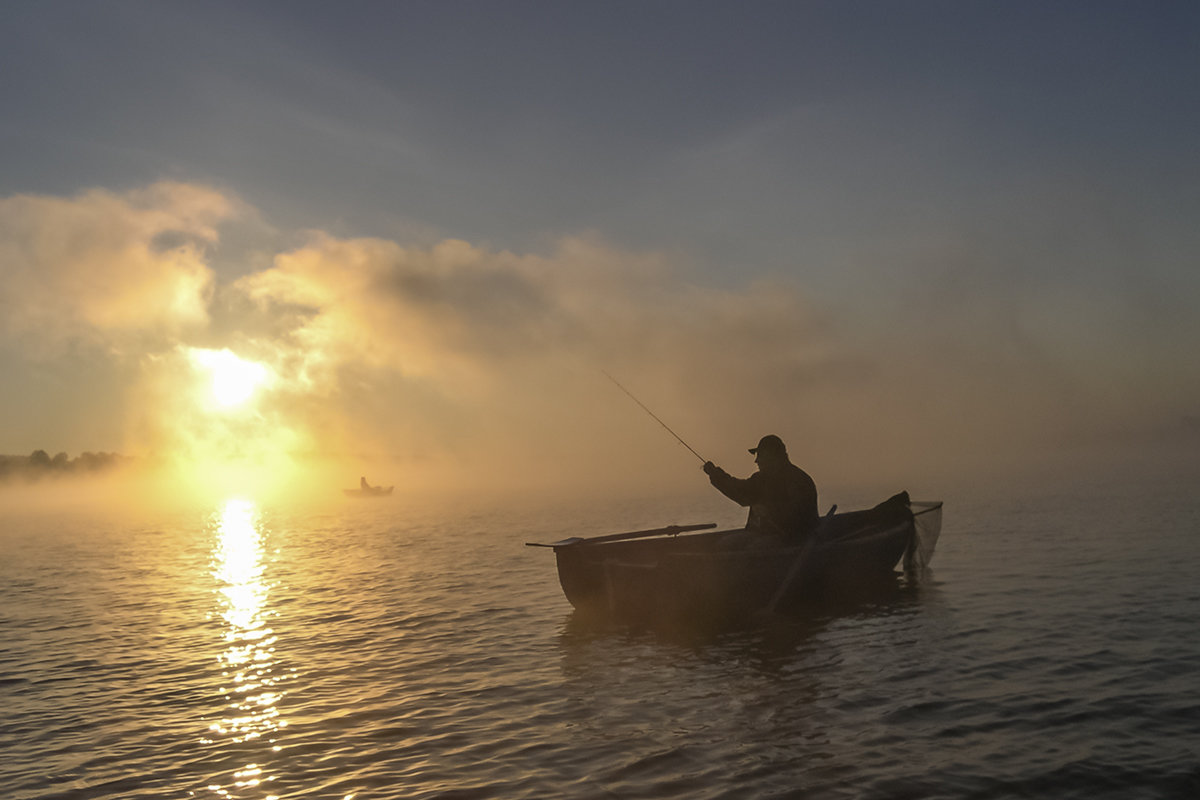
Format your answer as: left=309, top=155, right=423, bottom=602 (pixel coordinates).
left=2, top=487, right=1199, bottom=799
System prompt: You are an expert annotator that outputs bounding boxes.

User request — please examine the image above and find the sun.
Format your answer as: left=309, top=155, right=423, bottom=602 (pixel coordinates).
left=189, top=348, right=272, bottom=409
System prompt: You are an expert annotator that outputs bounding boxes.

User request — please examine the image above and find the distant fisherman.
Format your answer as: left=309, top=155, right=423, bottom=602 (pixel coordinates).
left=703, top=435, right=819, bottom=542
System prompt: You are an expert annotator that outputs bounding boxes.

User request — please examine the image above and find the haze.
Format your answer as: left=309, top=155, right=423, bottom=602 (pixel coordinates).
left=2, top=2, right=1198, bottom=507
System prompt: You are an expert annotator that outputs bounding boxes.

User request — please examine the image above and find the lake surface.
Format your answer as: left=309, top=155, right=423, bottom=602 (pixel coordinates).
left=2, top=470, right=1198, bottom=799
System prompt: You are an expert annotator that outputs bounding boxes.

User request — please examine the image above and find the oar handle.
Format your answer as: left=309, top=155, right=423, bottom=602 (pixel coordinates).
left=526, top=522, right=717, bottom=548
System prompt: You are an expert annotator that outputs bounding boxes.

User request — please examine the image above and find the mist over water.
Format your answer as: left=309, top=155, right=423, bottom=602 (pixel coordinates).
left=2, top=459, right=1198, bottom=799
left=4, top=5, right=1199, bottom=795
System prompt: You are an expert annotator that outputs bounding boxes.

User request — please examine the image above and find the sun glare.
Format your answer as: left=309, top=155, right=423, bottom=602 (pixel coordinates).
left=189, top=348, right=272, bottom=409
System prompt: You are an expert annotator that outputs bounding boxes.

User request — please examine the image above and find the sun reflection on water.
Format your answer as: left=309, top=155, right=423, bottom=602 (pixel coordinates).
left=201, top=497, right=286, bottom=798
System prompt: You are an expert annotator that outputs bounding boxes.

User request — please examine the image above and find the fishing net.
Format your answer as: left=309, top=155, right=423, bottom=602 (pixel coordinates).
left=904, top=501, right=944, bottom=571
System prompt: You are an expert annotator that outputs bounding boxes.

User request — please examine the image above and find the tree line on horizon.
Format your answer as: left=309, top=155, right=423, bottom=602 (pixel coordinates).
left=0, top=450, right=126, bottom=481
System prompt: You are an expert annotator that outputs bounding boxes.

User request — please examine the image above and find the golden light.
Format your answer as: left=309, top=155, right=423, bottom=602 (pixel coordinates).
left=204, top=496, right=288, bottom=796
left=189, top=348, right=272, bottom=410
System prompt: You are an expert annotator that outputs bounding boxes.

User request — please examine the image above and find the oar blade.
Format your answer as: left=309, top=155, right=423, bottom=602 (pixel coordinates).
left=525, top=537, right=585, bottom=548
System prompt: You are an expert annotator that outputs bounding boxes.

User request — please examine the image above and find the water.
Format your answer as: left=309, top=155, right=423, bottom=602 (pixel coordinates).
left=2, top=474, right=1198, bottom=799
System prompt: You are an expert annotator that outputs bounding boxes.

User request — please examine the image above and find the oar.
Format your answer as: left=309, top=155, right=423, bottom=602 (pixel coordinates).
left=762, top=505, right=837, bottom=615
left=526, top=522, right=716, bottom=548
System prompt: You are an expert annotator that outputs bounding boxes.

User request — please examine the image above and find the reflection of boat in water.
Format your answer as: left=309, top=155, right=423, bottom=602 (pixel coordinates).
left=528, top=492, right=942, bottom=625
left=344, top=477, right=394, bottom=497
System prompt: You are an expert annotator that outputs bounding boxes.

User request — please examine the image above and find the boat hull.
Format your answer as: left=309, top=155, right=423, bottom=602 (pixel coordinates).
left=343, top=486, right=394, bottom=497
left=549, top=493, right=939, bottom=624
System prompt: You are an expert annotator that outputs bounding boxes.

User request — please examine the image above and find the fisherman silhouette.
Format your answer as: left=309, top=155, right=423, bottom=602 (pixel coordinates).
left=703, top=435, right=819, bottom=541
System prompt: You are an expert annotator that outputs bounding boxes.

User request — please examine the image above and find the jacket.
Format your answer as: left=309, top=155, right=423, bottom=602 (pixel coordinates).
left=707, top=462, right=819, bottom=540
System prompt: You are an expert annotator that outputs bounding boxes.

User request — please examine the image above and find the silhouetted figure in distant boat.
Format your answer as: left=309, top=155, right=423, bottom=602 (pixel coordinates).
left=346, top=477, right=392, bottom=498
left=703, top=435, right=819, bottom=542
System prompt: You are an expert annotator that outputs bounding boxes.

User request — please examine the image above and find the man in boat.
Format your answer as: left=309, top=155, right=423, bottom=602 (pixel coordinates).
left=703, top=434, right=819, bottom=543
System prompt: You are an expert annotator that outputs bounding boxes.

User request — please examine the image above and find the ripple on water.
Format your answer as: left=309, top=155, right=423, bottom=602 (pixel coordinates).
left=2, top=486, right=1200, bottom=799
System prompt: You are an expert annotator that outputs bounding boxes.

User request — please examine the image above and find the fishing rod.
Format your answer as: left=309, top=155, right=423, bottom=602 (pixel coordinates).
left=602, top=370, right=707, bottom=464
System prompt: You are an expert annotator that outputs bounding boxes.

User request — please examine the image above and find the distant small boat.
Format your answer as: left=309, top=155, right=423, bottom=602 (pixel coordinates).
left=343, top=485, right=394, bottom=497
left=527, top=492, right=942, bottom=624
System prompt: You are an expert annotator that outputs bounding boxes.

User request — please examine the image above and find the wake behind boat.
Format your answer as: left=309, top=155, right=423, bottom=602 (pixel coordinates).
left=528, top=492, right=942, bottom=625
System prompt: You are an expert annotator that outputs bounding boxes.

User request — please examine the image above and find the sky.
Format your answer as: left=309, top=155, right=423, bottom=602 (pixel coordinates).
left=1, top=1, right=1198, bottom=500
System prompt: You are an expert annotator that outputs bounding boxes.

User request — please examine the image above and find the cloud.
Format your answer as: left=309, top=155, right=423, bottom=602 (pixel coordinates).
left=226, top=233, right=880, bottom=491
left=236, top=233, right=850, bottom=383
left=228, top=224, right=1200, bottom=495
left=5, top=181, right=1191, bottom=497
left=236, top=235, right=564, bottom=378
left=0, top=182, right=236, bottom=354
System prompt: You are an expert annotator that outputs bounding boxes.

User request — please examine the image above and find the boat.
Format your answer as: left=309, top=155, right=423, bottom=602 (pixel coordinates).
left=343, top=485, right=394, bottom=497
left=527, top=492, right=942, bottom=624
